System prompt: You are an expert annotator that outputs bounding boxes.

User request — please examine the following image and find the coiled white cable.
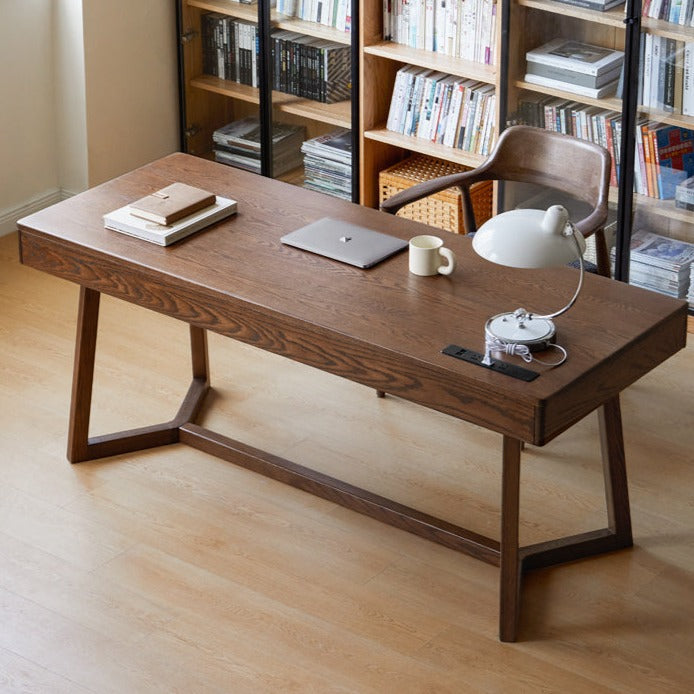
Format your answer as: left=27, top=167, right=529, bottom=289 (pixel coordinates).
left=485, top=337, right=568, bottom=368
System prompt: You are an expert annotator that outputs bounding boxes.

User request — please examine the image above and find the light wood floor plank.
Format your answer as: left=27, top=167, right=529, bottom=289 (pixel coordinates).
left=2, top=232, right=693, bottom=692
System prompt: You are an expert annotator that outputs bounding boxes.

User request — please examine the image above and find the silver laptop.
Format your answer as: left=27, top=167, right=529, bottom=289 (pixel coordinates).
left=281, top=217, right=408, bottom=268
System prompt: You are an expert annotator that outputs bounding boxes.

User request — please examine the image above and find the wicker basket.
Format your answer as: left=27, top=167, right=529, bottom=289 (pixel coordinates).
left=379, top=154, right=493, bottom=234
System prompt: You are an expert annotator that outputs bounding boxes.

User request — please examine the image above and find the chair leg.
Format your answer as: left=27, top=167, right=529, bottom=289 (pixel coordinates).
left=594, top=228, right=612, bottom=278
left=376, top=390, right=386, bottom=398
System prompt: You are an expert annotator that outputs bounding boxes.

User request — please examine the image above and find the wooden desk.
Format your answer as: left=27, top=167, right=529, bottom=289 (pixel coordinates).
left=17, top=153, right=688, bottom=641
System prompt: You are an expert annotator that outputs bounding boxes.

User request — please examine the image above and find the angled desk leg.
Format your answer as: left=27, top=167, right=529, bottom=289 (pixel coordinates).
left=499, top=436, right=522, bottom=642
left=503, top=399, right=633, bottom=642
left=598, top=396, right=633, bottom=547
left=67, top=286, right=210, bottom=463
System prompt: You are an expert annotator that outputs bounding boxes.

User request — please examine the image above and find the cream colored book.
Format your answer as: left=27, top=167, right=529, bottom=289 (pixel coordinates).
left=128, top=182, right=217, bottom=225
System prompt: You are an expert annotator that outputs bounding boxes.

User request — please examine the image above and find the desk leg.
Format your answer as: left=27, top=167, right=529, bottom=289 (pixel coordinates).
left=499, top=436, right=522, bottom=642
left=599, top=396, right=633, bottom=547
left=67, top=287, right=210, bottom=463
left=67, top=287, right=100, bottom=462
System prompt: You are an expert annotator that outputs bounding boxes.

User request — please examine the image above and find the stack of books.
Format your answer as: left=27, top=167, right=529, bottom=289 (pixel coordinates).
left=676, top=174, right=694, bottom=209
left=213, top=117, right=306, bottom=177
left=301, top=129, right=353, bottom=200
left=103, top=182, right=237, bottom=246
left=552, top=0, right=624, bottom=11
left=614, top=230, right=694, bottom=299
left=525, top=38, right=624, bottom=98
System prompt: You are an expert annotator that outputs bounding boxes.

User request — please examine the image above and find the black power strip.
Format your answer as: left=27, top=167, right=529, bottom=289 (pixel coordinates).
left=442, top=345, right=539, bottom=382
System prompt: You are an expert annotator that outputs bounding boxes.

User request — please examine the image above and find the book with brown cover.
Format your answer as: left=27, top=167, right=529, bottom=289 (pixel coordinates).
left=129, top=182, right=216, bottom=225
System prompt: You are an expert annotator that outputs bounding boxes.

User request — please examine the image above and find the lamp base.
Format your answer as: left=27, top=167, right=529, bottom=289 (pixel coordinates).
left=484, top=312, right=556, bottom=352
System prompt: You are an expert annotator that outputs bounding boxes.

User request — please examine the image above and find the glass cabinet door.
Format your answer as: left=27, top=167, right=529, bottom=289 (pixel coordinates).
left=502, top=0, right=625, bottom=266
left=177, top=0, right=357, bottom=201
left=626, top=7, right=694, bottom=309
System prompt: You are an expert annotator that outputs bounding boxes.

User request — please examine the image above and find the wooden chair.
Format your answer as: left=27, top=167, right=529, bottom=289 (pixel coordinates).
left=380, top=124, right=612, bottom=278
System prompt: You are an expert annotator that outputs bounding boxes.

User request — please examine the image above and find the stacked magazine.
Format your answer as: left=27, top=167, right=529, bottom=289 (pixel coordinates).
left=301, top=129, right=353, bottom=200
left=213, top=117, right=306, bottom=177
left=613, top=230, right=694, bottom=299
left=525, top=38, right=624, bottom=98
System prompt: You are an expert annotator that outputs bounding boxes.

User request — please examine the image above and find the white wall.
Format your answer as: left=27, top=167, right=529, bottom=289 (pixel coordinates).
left=0, top=1, right=61, bottom=234
left=0, top=0, right=179, bottom=236
left=82, top=1, right=179, bottom=186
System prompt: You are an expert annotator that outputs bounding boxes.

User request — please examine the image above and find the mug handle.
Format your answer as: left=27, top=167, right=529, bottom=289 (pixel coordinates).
left=437, top=247, right=456, bottom=276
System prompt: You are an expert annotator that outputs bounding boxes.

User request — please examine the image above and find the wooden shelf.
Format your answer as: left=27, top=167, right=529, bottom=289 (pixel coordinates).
left=514, top=80, right=622, bottom=111
left=279, top=99, right=351, bottom=128
left=515, top=0, right=627, bottom=27
left=364, top=42, right=497, bottom=84
left=187, top=0, right=351, bottom=43
left=632, top=193, right=694, bottom=226
left=190, top=75, right=349, bottom=126
left=187, top=0, right=257, bottom=22
left=272, top=16, right=351, bottom=43
left=364, top=127, right=487, bottom=167
left=641, top=16, right=694, bottom=41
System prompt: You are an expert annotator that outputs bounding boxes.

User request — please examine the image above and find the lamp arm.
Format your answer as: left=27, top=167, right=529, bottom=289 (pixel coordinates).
left=523, top=229, right=585, bottom=323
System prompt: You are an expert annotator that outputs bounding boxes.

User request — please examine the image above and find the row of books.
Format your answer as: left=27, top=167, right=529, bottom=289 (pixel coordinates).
left=271, top=31, right=351, bottom=103
left=301, top=129, right=353, bottom=199
left=642, top=0, right=694, bottom=25
left=383, top=0, right=498, bottom=65
left=276, top=0, right=352, bottom=32
left=634, top=123, right=694, bottom=199
left=639, top=37, right=694, bottom=115
left=524, top=38, right=624, bottom=99
left=202, top=13, right=259, bottom=87
left=614, top=230, right=694, bottom=302
left=510, top=96, right=622, bottom=187
left=386, top=66, right=496, bottom=155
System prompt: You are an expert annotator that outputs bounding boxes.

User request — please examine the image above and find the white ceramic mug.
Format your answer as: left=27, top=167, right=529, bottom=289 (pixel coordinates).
left=408, top=235, right=457, bottom=276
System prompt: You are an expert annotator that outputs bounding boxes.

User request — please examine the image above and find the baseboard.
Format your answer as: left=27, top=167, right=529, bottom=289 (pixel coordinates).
left=0, top=189, right=69, bottom=237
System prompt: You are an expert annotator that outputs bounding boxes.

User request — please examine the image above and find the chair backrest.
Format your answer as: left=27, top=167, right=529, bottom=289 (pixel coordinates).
left=462, top=125, right=610, bottom=237
left=380, top=125, right=612, bottom=275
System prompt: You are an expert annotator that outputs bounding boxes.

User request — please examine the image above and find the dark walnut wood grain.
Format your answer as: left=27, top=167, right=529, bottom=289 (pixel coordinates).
left=17, top=153, right=688, bottom=642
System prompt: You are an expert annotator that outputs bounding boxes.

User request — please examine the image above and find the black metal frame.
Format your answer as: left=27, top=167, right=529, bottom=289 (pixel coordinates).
left=615, top=0, right=642, bottom=283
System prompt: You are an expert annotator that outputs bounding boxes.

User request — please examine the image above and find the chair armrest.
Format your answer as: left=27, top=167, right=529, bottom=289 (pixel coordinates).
left=379, top=170, right=483, bottom=215
left=574, top=207, right=608, bottom=239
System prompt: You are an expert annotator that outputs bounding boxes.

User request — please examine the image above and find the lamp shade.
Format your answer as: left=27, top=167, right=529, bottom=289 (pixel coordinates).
left=472, top=205, right=586, bottom=269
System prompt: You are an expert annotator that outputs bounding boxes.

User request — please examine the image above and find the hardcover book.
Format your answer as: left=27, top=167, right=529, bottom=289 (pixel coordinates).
left=526, top=38, right=624, bottom=77
left=129, top=183, right=216, bottom=226
left=525, top=61, right=622, bottom=88
left=524, top=72, right=620, bottom=98
left=550, top=0, right=625, bottom=10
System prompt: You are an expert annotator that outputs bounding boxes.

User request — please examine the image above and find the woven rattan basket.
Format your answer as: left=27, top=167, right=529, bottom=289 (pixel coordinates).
left=379, top=154, right=493, bottom=234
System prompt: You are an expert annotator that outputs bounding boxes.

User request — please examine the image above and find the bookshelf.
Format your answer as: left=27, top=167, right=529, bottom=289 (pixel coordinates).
left=505, top=0, right=694, bottom=308
left=358, top=0, right=503, bottom=208
left=177, top=0, right=357, bottom=199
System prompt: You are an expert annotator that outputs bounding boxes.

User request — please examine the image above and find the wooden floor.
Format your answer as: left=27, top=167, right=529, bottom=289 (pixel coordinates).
left=1, top=231, right=693, bottom=693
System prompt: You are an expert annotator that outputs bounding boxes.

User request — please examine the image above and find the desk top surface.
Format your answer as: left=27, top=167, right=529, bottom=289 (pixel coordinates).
left=17, top=153, right=688, bottom=444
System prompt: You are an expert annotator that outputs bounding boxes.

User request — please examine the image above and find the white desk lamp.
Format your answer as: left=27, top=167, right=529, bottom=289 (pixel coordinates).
left=472, top=204, right=586, bottom=358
